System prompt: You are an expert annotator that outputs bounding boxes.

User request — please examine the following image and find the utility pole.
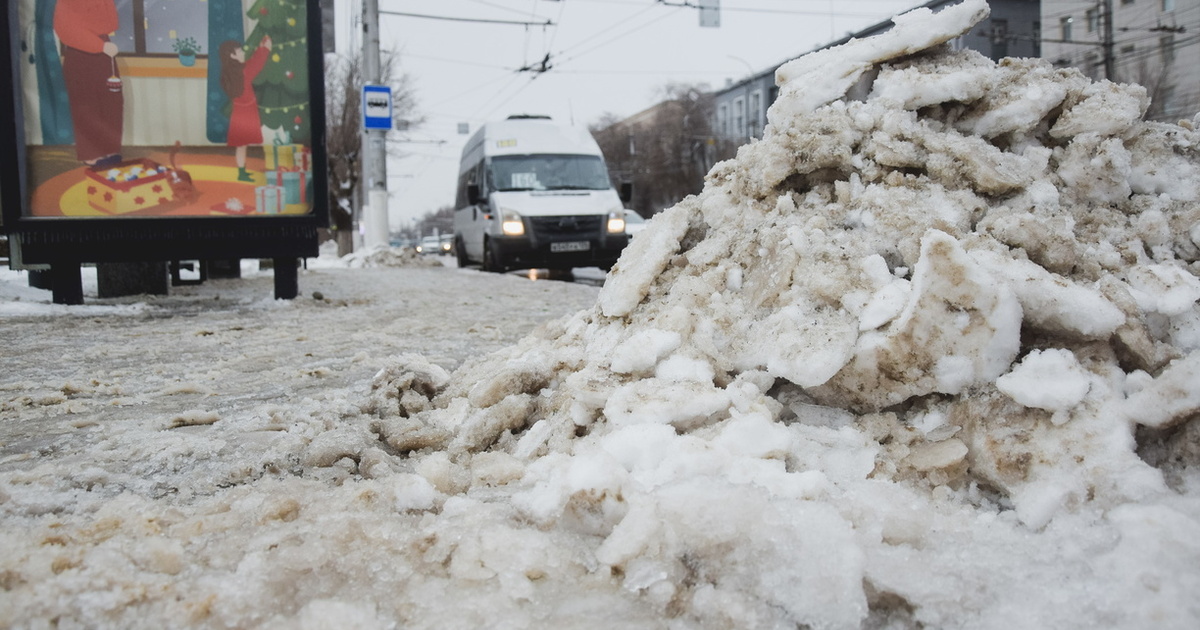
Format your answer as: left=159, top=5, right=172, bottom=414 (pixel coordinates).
left=1101, top=0, right=1115, bottom=80
left=362, top=0, right=390, bottom=249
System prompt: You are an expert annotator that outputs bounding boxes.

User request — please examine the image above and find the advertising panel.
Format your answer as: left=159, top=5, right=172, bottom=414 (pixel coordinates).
left=14, top=0, right=318, bottom=220
left=0, top=0, right=329, bottom=301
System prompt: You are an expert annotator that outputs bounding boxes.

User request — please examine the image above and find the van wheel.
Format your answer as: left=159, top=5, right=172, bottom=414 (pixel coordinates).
left=455, top=236, right=470, bottom=268
left=483, top=238, right=504, bottom=273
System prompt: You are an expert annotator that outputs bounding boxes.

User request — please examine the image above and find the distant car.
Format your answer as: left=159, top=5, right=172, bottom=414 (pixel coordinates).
left=623, top=210, right=648, bottom=237
left=416, top=235, right=454, bottom=255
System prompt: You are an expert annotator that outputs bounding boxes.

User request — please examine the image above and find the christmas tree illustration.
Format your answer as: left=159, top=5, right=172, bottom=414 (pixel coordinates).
left=245, top=0, right=310, bottom=144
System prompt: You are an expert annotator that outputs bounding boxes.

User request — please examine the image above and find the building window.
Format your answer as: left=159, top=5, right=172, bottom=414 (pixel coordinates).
left=113, top=0, right=211, bottom=56
left=733, top=97, right=745, bottom=139
left=1060, top=16, right=1073, bottom=42
left=991, top=19, right=1009, bottom=58
left=717, top=104, right=729, bottom=138
left=1086, top=9, right=1099, bottom=33
left=1084, top=52, right=1102, bottom=80
left=748, top=90, right=762, bottom=138
left=1160, top=35, right=1176, bottom=64
left=1163, top=0, right=1175, bottom=10
left=1159, top=84, right=1176, bottom=115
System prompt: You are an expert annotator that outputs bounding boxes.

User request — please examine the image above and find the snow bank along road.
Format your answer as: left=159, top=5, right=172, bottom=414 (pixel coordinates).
left=0, top=265, right=601, bottom=466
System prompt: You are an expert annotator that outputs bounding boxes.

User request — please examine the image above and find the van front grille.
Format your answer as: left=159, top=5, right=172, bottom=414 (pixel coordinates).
left=529, top=215, right=603, bottom=240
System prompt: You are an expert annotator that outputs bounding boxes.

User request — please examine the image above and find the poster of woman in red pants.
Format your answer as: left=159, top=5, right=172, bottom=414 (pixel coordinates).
left=53, top=0, right=124, bottom=168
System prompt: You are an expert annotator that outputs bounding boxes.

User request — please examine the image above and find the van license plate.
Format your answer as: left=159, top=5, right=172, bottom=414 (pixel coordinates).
left=551, top=241, right=590, bottom=252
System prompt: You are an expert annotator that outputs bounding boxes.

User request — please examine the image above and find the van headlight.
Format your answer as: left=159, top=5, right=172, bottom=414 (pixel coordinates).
left=607, top=209, right=626, bottom=234
left=500, top=209, right=525, bottom=236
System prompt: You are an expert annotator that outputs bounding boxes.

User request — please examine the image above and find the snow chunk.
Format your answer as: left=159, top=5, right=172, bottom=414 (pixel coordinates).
left=815, top=230, right=1022, bottom=410
left=603, top=380, right=730, bottom=430
left=858, top=279, right=911, bottom=331
left=771, top=0, right=990, bottom=123
left=1050, top=80, right=1149, bottom=138
left=1120, top=353, right=1200, bottom=429
left=609, top=329, right=681, bottom=375
left=600, top=202, right=693, bottom=318
left=972, top=249, right=1125, bottom=338
left=996, top=349, right=1091, bottom=413
left=956, top=58, right=1071, bottom=139
left=870, top=50, right=994, bottom=109
left=1126, top=264, right=1200, bottom=317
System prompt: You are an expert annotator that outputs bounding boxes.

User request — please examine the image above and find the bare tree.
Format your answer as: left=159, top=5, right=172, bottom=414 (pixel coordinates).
left=415, top=205, right=455, bottom=238
left=591, top=83, right=716, bottom=218
left=1119, top=56, right=1197, bottom=124
left=324, top=52, right=422, bottom=255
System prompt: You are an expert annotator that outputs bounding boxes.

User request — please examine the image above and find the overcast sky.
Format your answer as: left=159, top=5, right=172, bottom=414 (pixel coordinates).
left=332, top=0, right=927, bottom=233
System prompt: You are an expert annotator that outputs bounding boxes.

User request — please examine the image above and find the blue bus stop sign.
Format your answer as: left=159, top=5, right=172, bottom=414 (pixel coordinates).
left=362, top=85, right=393, bottom=130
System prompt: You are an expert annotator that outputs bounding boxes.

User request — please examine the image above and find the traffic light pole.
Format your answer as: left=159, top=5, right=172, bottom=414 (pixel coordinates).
left=362, top=0, right=390, bottom=249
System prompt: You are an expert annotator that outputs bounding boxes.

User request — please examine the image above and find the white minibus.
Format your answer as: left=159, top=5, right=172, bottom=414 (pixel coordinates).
left=453, top=115, right=631, bottom=272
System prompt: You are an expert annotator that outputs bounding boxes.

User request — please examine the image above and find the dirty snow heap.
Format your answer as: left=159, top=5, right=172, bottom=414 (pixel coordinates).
left=366, top=0, right=1200, bottom=627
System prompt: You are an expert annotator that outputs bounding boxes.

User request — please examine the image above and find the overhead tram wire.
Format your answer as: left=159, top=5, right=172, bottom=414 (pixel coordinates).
left=400, top=52, right=513, bottom=71
left=480, top=4, right=686, bottom=115
left=508, top=1, right=670, bottom=74
left=538, top=3, right=685, bottom=73
left=377, top=10, right=555, bottom=28
left=544, top=0, right=570, bottom=52
left=477, top=74, right=544, bottom=120
left=581, top=0, right=922, bottom=19
left=465, top=0, right=548, bottom=18
left=547, top=1, right=661, bottom=61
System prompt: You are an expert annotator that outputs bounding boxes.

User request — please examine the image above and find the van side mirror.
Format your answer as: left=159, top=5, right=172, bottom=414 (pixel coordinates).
left=619, top=182, right=633, bottom=204
left=467, top=184, right=482, bottom=205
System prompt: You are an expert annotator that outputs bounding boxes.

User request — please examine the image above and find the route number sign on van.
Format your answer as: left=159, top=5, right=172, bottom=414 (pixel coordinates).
left=363, top=85, right=393, bottom=131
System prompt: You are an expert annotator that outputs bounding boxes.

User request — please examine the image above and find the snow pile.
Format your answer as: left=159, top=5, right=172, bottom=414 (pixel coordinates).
left=3, top=1, right=1199, bottom=628
left=362, top=0, right=1200, bottom=626
left=325, top=241, right=445, bottom=269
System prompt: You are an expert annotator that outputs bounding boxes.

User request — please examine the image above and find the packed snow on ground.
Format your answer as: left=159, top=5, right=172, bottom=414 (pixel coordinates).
left=4, top=0, right=1200, bottom=627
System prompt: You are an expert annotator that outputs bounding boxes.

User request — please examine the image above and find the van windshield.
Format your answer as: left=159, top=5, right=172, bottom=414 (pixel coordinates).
left=489, top=154, right=611, bottom=192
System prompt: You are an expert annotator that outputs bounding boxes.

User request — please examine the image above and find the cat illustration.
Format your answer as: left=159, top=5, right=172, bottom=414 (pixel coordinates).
left=167, top=140, right=198, bottom=201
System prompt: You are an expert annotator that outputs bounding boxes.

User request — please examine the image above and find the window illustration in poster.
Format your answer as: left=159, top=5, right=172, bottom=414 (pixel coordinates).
left=17, top=0, right=314, bottom=218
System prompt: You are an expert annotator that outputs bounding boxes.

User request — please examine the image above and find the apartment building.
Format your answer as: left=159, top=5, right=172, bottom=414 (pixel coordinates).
left=1042, top=0, right=1198, bottom=121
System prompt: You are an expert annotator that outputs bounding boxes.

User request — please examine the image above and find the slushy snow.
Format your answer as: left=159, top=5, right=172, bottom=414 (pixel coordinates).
left=3, top=0, right=1200, bottom=628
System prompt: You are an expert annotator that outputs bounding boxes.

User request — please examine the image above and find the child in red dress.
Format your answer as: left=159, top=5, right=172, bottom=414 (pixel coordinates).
left=219, top=37, right=272, bottom=182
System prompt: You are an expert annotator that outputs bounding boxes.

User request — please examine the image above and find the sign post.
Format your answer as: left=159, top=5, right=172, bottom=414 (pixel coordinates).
left=362, top=85, right=394, bottom=131
left=361, top=0, right=391, bottom=249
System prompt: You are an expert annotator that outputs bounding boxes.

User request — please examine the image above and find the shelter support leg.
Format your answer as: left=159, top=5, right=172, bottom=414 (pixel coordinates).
left=50, top=262, right=83, bottom=305
left=273, top=257, right=298, bottom=300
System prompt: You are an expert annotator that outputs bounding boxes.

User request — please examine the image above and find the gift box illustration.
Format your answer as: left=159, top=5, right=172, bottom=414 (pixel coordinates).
left=265, top=168, right=308, bottom=205
left=295, top=145, right=312, bottom=172
left=84, top=159, right=177, bottom=214
left=264, top=143, right=307, bottom=170
left=255, top=185, right=285, bottom=214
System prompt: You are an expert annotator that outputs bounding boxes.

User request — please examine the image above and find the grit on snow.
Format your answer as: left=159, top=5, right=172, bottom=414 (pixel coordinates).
left=3, top=0, right=1200, bottom=628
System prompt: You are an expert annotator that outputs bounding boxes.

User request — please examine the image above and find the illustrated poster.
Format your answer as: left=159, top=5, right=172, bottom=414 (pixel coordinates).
left=16, top=0, right=315, bottom=218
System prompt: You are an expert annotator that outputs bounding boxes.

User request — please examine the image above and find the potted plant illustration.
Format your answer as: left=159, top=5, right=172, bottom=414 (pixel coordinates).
left=173, top=37, right=201, bottom=67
